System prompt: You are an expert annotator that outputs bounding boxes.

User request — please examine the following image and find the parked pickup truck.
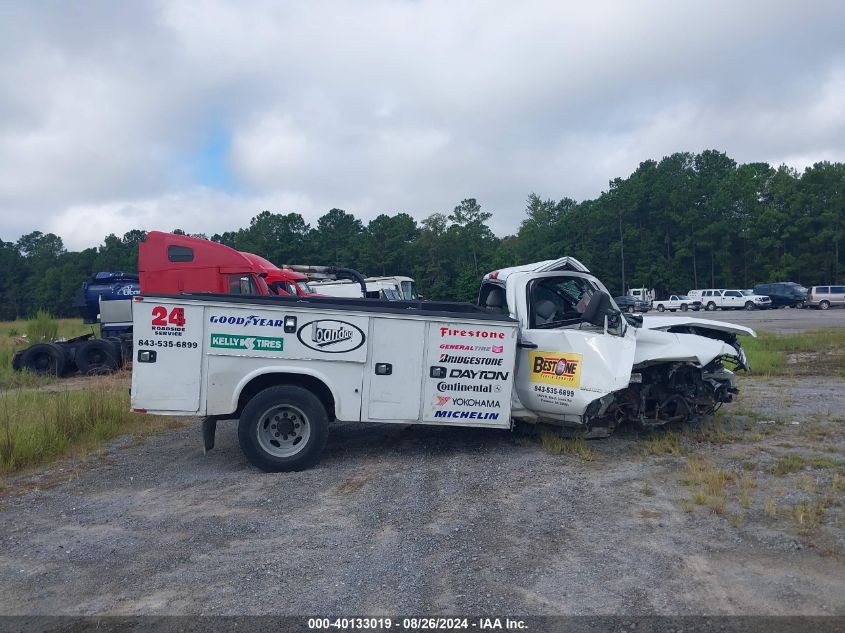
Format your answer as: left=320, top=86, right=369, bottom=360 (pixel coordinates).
left=653, top=295, right=701, bottom=312
left=689, top=289, right=771, bottom=311
left=131, top=257, right=755, bottom=471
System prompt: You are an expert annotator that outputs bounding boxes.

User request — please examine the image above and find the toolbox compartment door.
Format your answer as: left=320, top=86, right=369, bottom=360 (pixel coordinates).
left=131, top=300, right=204, bottom=413
left=365, top=318, right=425, bottom=420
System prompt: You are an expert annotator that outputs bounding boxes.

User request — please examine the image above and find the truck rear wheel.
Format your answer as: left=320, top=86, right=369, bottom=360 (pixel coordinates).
left=657, top=305, right=665, bottom=312
left=20, top=343, right=67, bottom=376
left=76, top=339, right=119, bottom=374
left=238, top=385, right=329, bottom=472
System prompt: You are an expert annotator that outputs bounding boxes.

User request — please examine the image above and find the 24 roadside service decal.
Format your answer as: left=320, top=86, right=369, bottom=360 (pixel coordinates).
left=150, top=305, right=186, bottom=336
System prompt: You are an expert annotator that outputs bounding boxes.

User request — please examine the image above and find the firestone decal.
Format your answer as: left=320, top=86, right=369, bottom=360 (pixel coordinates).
left=439, top=326, right=505, bottom=339
left=529, top=351, right=582, bottom=388
left=297, top=319, right=365, bottom=353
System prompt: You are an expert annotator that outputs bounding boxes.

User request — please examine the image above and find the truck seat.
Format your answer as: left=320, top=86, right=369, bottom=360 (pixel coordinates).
left=534, top=300, right=557, bottom=325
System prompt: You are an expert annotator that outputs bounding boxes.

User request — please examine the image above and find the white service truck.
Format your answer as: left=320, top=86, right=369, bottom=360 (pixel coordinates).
left=131, top=257, right=755, bottom=472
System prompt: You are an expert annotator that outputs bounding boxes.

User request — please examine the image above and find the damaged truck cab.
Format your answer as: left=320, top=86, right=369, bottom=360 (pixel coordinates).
left=479, top=257, right=753, bottom=437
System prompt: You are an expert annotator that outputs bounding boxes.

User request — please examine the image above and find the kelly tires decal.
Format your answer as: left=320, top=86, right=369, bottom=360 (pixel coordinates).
left=297, top=319, right=365, bottom=353
left=238, top=386, right=329, bottom=472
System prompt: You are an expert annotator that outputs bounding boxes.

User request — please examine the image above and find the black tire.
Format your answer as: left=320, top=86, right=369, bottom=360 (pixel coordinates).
left=706, top=302, right=716, bottom=311
left=20, top=343, right=67, bottom=376
left=680, top=304, right=688, bottom=312
left=796, top=301, right=805, bottom=309
left=627, top=305, right=635, bottom=314
left=102, top=337, right=125, bottom=367
left=657, top=305, right=665, bottom=312
left=820, top=300, right=830, bottom=311
left=744, top=301, right=755, bottom=311
left=238, top=385, right=329, bottom=472
left=75, top=339, right=119, bottom=374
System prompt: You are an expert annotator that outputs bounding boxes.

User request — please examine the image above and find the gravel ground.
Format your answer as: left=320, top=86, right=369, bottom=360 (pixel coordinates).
left=1, top=309, right=844, bottom=616
left=2, top=376, right=844, bottom=616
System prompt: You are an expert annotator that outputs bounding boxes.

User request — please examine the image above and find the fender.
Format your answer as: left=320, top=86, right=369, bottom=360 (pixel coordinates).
left=228, top=364, right=346, bottom=419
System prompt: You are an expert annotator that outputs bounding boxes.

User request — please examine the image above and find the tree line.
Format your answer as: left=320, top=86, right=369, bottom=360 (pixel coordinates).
left=1, top=150, right=842, bottom=320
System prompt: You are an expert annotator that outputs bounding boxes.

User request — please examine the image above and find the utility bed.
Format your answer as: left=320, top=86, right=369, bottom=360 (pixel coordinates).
left=131, top=293, right=518, bottom=431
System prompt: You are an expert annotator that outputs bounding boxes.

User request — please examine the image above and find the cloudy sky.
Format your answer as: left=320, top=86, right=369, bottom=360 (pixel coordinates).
left=1, top=0, right=843, bottom=250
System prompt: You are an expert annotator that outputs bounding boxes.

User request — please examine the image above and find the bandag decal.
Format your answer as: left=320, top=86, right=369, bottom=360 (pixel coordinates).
left=297, top=319, right=365, bottom=354
left=529, top=351, right=582, bottom=388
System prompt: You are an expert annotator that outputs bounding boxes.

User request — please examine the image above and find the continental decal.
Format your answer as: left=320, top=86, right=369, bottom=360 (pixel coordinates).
left=529, top=351, right=582, bottom=388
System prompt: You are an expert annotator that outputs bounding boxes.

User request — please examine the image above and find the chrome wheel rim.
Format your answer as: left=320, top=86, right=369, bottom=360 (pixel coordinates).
left=256, top=404, right=311, bottom=457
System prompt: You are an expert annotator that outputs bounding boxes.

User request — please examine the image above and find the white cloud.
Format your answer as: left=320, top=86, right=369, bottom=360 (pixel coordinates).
left=1, top=0, right=844, bottom=248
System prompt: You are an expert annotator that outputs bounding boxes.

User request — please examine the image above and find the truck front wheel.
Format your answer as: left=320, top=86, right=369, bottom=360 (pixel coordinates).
left=238, top=385, right=329, bottom=472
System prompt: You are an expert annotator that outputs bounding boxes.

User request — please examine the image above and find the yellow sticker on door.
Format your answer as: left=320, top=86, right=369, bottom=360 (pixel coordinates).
left=529, top=351, right=582, bottom=388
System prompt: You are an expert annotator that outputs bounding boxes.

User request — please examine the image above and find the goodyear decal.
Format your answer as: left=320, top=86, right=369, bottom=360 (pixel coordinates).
left=529, top=351, right=582, bottom=388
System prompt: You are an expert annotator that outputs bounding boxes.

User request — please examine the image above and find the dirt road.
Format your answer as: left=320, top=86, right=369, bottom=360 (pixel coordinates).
left=2, top=373, right=844, bottom=615
left=2, top=310, right=844, bottom=615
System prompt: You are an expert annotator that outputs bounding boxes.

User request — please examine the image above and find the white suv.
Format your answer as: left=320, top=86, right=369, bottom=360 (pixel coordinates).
left=690, top=289, right=771, bottom=310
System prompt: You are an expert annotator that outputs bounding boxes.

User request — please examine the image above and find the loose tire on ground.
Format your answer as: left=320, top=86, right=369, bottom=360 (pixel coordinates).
left=238, top=385, right=330, bottom=472
left=75, top=339, right=119, bottom=374
left=20, top=343, right=67, bottom=376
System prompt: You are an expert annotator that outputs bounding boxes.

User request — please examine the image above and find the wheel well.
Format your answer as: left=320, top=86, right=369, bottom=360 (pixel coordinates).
left=236, top=373, right=336, bottom=421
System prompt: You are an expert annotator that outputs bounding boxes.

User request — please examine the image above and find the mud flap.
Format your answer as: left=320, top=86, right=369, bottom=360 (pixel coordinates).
left=202, top=417, right=218, bottom=454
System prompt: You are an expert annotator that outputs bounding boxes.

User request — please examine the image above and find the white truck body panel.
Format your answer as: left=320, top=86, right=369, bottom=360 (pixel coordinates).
left=131, top=296, right=518, bottom=428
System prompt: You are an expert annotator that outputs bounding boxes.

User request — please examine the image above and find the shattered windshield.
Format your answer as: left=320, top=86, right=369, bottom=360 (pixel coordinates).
left=530, top=277, right=595, bottom=328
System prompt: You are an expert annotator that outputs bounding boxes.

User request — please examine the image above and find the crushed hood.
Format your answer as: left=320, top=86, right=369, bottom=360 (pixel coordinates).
left=640, top=315, right=756, bottom=338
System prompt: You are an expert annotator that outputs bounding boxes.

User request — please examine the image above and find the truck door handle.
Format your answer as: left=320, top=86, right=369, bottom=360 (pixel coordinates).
left=518, top=340, right=537, bottom=349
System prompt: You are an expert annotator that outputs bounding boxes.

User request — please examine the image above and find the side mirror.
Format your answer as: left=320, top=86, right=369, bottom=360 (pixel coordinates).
left=581, top=290, right=613, bottom=327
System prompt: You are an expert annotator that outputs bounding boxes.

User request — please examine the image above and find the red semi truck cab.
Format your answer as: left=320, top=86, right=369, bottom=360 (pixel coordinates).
left=139, top=231, right=270, bottom=296
left=240, top=253, right=317, bottom=296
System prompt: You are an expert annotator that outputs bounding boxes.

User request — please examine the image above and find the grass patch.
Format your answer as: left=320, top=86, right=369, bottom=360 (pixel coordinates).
left=791, top=501, right=826, bottom=533
left=539, top=431, right=594, bottom=461
left=770, top=454, right=842, bottom=475
left=763, top=497, right=778, bottom=517
left=0, top=387, right=182, bottom=474
left=25, top=310, right=59, bottom=343
left=641, top=481, right=655, bottom=496
left=683, top=458, right=734, bottom=515
left=638, top=430, right=683, bottom=456
left=743, top=329, right=845, bottom=376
